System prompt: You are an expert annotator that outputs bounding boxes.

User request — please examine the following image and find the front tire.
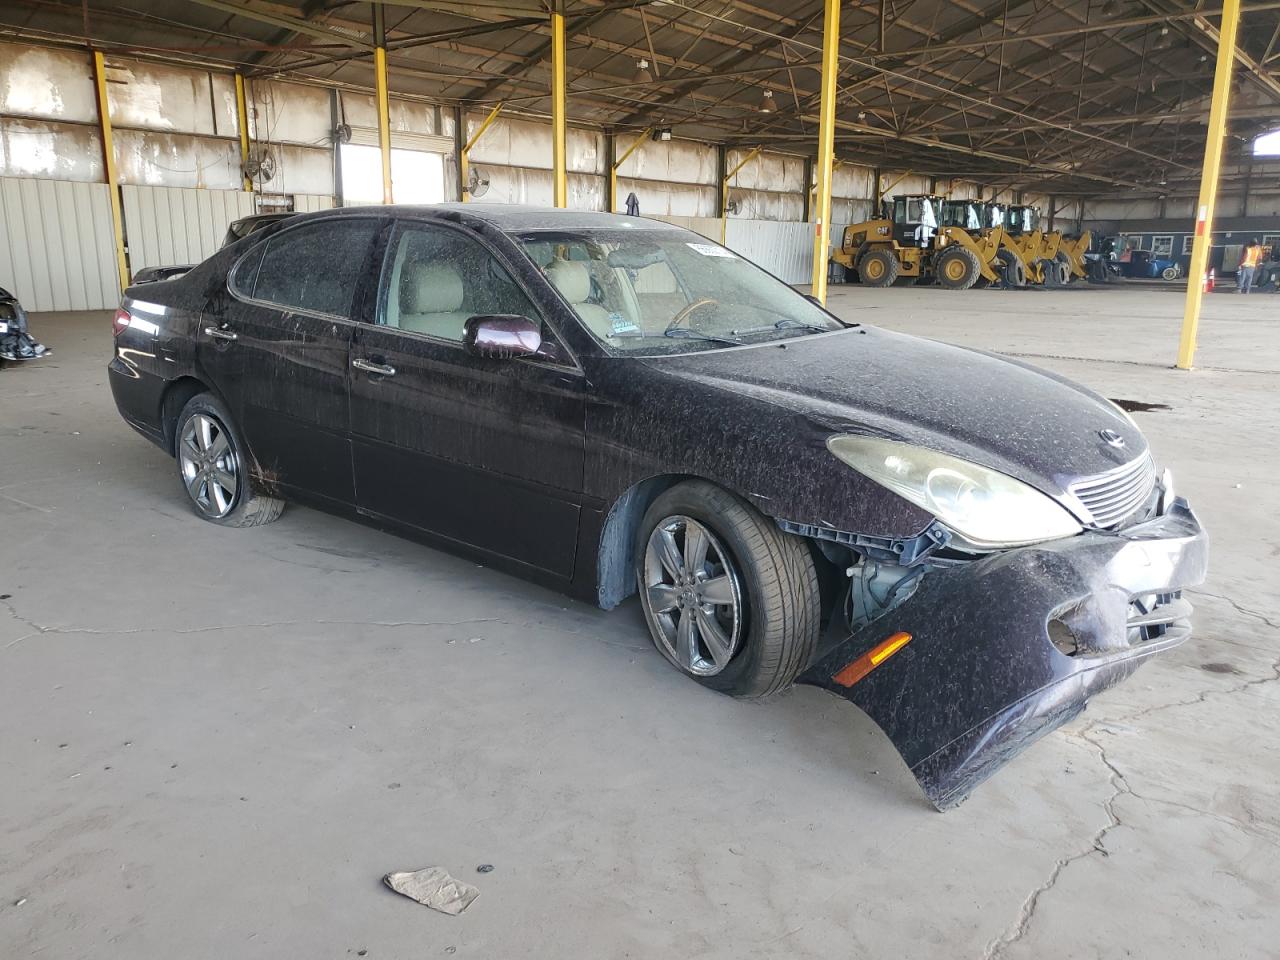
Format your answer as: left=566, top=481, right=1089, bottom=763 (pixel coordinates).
left=636, top=481, right=820, bottom=698
left=858, top=249, right=899, bottom=287
left=935, top=246, right=981, bottom=289
left=174, top=393, right=284, bottom=527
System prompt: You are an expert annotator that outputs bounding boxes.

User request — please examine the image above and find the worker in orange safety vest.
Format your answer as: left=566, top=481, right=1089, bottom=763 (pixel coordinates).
left=1237, top=239, right=1263, bottom=294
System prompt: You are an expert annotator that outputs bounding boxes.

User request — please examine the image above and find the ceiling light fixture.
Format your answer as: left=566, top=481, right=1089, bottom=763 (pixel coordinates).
left=1154, top=26, right=1173, bottom=51
left=759, top=88, right=775, bottom=113
left=1101, top=0, right=1121, bottom=17
left=635, top=58, right=653, bottom=84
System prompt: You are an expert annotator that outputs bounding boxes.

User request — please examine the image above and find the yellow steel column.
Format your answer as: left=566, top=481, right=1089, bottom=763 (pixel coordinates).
left=91, top=50, right=129, bottom=291
left=810, top=0, right=841, bottom=302
left=234, top=73, right=252, bottom=193
left=460, top=103, right=504, bottom=203
left=374, top=46, right=393, bottom=203
left=1177, top=0, right=1242, bottom=369
left=551, top=2, right=567, bottom=207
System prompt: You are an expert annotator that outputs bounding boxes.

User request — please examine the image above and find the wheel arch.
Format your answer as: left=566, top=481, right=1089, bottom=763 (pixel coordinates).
left=159, top=376, right=213, bottom=455
left=595, top=472, right=710, bottom=610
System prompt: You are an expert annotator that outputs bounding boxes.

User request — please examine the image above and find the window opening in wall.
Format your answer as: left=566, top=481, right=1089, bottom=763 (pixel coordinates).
left=339, top=144, right=445, bottom=204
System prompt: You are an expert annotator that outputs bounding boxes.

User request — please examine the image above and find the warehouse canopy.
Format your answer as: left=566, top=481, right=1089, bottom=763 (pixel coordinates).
left=2, top=0, right=1278, bottom=194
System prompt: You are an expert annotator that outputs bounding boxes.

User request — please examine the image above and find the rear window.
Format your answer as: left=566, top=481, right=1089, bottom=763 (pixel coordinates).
left=241, top=219, right=379, bottom=317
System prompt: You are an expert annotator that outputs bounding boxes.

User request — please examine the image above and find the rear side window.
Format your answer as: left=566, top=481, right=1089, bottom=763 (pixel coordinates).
left=244, top=219, right=379, bottom=317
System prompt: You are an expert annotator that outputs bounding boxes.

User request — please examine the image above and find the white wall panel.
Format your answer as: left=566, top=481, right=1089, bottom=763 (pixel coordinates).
left=113, top=129, right=242, bottom=190
left=107, top=59, right=231, bottom=136
left=0, top=176, right=119, bottom=311
left=248, top=80, right=331, bottom=145
left=617, top=178, right=716, bottom=217
left=121, top=184, right=254, bottom=271
left=470, top=166, right=603, bottom=209
left=648, top=214, right=721, bottom=240
left=0, top=118, right=104, bottom=182
left=467, top=115, right=603, bottom=174
left=293, top=193, right=336, bottom=212
left=0, top=42, right=98, bottom=122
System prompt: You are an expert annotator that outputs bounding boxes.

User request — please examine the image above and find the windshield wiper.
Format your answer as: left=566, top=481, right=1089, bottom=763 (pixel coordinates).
left=773, top=317, right=830, bottom=332
left=662, top=326, right=742, bottom=346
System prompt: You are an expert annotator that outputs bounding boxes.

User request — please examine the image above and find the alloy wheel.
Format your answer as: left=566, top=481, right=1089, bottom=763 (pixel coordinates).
left=178, top=413, right=240, bottom=518
left=641, top=515, right=743, bottom=676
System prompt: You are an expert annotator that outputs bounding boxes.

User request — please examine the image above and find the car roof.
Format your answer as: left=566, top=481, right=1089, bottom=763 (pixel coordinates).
left=285, top=203, right=678, bottom=234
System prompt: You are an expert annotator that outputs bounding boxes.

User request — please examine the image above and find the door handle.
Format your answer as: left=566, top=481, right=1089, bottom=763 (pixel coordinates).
left=204, top=326, right=238, bottom=341
left=352, top=358, right=396, bottom=377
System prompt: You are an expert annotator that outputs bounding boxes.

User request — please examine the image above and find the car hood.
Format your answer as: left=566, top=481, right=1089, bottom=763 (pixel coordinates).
left=640, top=325, right=1146, bottom=500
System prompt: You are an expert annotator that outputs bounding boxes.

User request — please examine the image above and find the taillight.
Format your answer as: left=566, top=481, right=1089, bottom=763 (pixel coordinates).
left=112, top=307, right=130, bottom=336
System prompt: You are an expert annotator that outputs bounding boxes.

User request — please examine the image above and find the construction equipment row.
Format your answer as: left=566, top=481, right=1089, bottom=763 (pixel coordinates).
left=831, top=196, right=1092, bottom=290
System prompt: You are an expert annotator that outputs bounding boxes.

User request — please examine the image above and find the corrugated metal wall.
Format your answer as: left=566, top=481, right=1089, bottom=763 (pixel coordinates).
left=726, top=220, right=815, bottom=284
left=648, top=215, right=817, bottom=285
left=121, top=184, right=255, bottom=271
left=0, top=176, right=120, bottom=311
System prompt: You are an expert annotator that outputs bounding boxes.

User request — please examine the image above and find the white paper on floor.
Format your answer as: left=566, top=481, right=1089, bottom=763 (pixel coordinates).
left=383, top=867, right=479, bottom=916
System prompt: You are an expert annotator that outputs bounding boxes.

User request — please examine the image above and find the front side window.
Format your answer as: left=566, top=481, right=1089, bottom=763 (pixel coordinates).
left=518, top=229, right=844, bottom=356
left=380, top=223, right=544, bottom=343
left=245, top=218, right=379, bottom=317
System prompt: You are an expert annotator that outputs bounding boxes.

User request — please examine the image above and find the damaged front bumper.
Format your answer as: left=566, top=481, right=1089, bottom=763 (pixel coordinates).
left=799, top=499, right=1208, bottom=810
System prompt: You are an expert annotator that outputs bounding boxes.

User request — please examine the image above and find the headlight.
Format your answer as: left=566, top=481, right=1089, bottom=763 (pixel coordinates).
left=827, top=436, right=1082, bottom=548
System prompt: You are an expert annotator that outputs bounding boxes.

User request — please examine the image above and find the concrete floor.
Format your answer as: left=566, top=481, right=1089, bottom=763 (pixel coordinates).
left=2, top=284, right=1277, bottom=959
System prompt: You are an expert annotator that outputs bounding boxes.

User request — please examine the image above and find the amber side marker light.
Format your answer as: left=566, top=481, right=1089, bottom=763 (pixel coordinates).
left=832, top=631, right=913, bottom=688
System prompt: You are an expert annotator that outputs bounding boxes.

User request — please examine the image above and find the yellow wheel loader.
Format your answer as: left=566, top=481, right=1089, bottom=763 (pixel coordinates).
left=833, top=195, right=1004, bottom=290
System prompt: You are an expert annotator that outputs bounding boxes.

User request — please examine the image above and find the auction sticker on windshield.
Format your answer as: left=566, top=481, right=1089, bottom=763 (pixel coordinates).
left=687, top=242, right=736, bottom=258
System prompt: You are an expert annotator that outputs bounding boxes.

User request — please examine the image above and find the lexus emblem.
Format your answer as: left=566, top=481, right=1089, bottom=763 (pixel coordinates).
left=1098, top=428, right=1126, bottom=449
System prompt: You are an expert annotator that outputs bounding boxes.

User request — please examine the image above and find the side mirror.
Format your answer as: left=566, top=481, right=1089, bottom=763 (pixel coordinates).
left=463, top=314, right=543, bottom=359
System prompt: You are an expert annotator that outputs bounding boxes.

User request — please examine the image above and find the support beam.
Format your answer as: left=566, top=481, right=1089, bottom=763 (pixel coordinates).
left=811, top=0, right=841, bottom=303
left=610, top=127, right=651, bottom=214
left=551, top=2, right=567, bottom=208
left=460, top=103, right=504, bottom=202
left=1178, top=0, right=1241, bottom=370
left=453, top=105, right=466, bottom=202
left=373, top=5, right=393, bottom=204
left=235, top=73, right=252, bottom=193
left=722, top=145, right=762, bottom=244
left=91, top=49, right=128, bottom=291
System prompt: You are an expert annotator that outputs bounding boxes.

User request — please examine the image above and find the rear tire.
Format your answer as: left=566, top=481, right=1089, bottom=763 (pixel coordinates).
left=996, top=249, right=1027, bottom=288
left=1039, top=258, right=1061, bottom=287
left=935, top=246, right=981, bottom=289
left=635, top=481, right=820, bottom=698
left=174, top=393, right=285, bottom=527
left=858, top=249, right=899, bottom=288
left=1055, top=251, right=1074, bottom=284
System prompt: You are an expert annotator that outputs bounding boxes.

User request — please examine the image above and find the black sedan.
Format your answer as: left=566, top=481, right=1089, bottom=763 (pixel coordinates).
left=109, top=205, right=1208, bottom=809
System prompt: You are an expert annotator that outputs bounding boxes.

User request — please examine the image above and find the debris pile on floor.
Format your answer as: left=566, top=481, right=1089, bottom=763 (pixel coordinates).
left=383, top=867, right=479, bottom=916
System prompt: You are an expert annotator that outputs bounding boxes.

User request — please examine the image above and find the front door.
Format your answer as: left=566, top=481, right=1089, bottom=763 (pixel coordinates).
left=199, top=216, right=384, bottom=505
left=349, top=220, right=586, bottom=580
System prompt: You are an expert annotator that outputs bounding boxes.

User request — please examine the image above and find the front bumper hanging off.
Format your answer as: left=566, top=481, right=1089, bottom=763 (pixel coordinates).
left=799, top=499, right=1209, bottom=810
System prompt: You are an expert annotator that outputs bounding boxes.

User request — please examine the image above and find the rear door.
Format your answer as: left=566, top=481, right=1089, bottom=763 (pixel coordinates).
left=349, top=219, right=587, bottom=579
left=200, top=216, right=384, bottom=505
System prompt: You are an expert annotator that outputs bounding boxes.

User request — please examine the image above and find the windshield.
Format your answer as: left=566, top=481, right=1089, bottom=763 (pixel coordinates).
left=517, top=229, right=845, bottom=355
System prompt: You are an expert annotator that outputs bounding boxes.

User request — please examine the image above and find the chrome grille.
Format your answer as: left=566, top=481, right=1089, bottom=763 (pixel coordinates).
left=1068, top=453, right=1156, bottom=528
